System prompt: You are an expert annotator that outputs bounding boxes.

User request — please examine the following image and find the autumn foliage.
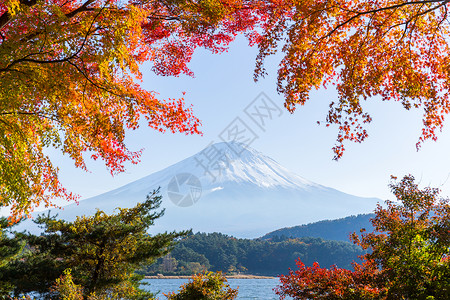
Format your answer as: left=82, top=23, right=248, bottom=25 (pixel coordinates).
left=165, top=271, right=238, bottom=300
left=253, top=0, right=450, bottom=158
left=276, top=175, right=450, bottom=299
left=3, top=1, right=450, bottom=218
left=0, top=0, right=267, bottom=219
left=276, top=259, right=384, bottom=299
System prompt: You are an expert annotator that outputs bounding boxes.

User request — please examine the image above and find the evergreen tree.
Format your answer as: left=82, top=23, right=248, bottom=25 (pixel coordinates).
left=0, top=217, right=24, bottom=296
left=1, top=189, right=188, bottom=299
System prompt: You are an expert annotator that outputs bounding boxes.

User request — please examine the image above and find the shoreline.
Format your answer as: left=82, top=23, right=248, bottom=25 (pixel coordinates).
left=144, top=274, right=277, bottom=279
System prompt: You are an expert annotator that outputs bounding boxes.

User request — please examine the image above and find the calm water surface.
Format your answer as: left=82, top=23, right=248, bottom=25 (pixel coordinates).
left=143, top=278, right=291, bottom=299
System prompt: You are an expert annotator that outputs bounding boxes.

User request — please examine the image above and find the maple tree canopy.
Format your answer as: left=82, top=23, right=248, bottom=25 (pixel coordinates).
left=253, top=0, right=450, bottom=158
left=0, top=0, right=263, bottom=218
left=2, top=0, right=450, bottom=218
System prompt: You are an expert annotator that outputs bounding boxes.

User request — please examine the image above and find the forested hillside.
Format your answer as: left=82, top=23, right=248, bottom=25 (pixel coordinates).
left=262, top=214, right=375, bottom=242
left=140, top=232, right=365, bottom=276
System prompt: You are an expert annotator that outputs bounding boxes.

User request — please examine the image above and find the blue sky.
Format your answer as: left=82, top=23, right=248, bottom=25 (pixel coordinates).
left=36, top=36, right=450, bottom=210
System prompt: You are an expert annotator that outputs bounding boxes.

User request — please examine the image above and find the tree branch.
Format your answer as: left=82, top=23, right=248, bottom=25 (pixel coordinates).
left=0, top=5, right=103, bottom=72
left=327, top=0, right=450, bottom=38
left=0, top=111, right=61, bottom=123
left=65, top=0, right=96, bottom=19
left=0, top=0, right=96, bottom=31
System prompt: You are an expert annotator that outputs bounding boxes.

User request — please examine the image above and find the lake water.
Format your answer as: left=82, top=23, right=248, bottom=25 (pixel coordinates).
left=142, top=278, right=291, bottom=299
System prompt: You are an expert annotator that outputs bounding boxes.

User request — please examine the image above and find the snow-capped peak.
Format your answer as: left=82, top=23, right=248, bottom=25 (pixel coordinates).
left=181, top=142, right=317, bottom=190
left=16, top=142, right=380, bottom=238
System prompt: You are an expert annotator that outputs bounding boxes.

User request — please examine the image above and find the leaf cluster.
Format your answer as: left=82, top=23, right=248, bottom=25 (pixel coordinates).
left=165, top=271, right=238, bottom=300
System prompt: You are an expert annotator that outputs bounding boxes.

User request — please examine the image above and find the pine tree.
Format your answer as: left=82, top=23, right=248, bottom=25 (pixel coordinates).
left=0, top=217, right=24, bottom=296
left=1, top=189, right=188, bottom=299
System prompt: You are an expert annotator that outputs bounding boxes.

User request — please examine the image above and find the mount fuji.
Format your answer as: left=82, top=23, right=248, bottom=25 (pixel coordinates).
left=19, top=142, right=381, bottom=238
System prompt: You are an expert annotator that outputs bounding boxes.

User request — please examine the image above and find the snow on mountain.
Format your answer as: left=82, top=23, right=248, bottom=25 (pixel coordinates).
left=18, top=142, right=381, bottom=238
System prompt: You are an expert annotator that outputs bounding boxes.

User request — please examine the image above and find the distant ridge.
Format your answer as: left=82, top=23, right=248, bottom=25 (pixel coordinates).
left=261, top=214, right=376, bottom=242
left=18, top=142, right=381, bottom=238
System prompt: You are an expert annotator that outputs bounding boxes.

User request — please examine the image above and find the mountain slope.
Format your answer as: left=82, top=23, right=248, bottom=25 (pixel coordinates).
left=19, top=142, right=381, bottom=238
left=261, top=214, right=376, bottom=242
left=142, top=232, right=366, bottom=276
